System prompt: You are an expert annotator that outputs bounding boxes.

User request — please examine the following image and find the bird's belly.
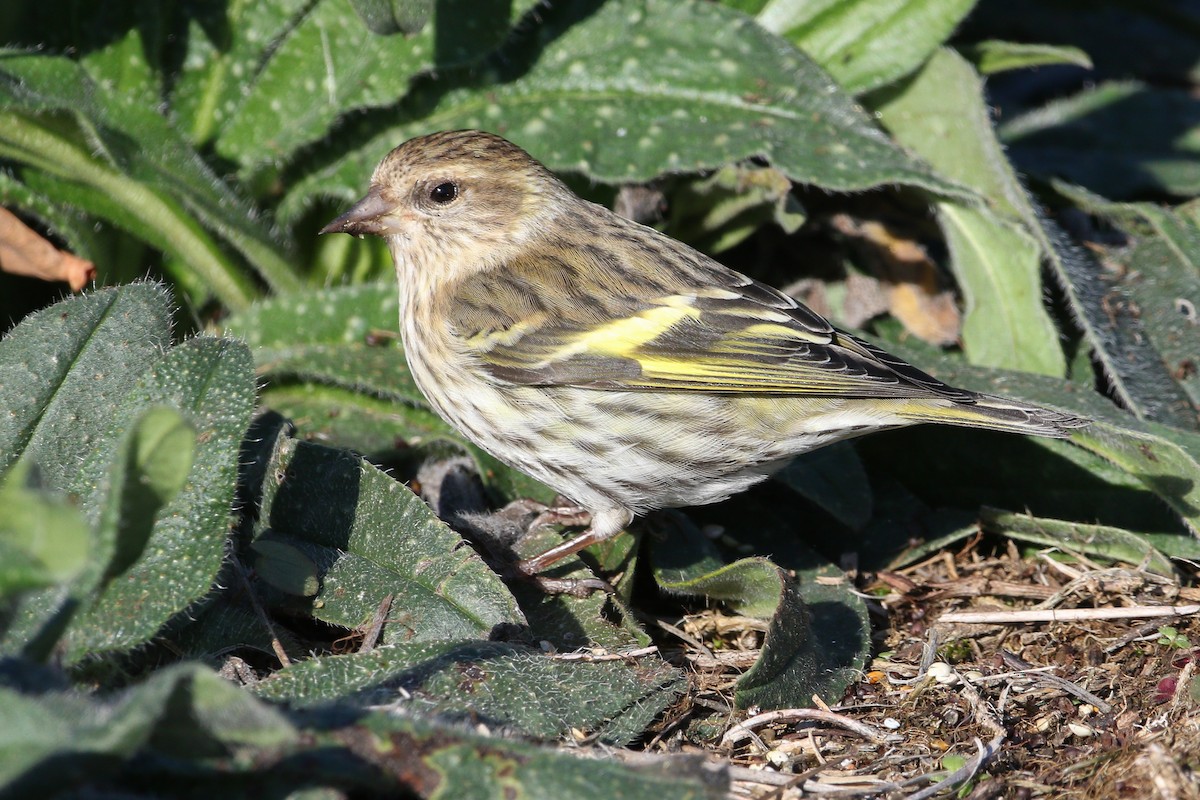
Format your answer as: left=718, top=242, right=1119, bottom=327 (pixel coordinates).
left=408, top=352, right=904, bottom=514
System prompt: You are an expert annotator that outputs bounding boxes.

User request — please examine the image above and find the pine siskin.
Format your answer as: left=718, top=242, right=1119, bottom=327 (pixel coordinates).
left=322, top=130, right=1088, bottom=577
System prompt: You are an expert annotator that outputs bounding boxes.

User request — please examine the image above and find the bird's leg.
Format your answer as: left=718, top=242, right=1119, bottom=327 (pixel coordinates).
left=516, top=507, right=634, bottom=577
left=528, top=504, right=594, bottom=532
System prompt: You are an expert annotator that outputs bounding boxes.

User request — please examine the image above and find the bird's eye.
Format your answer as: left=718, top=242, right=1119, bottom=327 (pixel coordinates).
left=429, top=182, right=459, bottom=204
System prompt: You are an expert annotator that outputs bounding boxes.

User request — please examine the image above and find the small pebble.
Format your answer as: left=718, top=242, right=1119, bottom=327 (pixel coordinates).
left=883, top=717, right=901, bottom=730
left=928, top=661, right=958, bottom=685
left=1068, top=722, right=1095, bottom=738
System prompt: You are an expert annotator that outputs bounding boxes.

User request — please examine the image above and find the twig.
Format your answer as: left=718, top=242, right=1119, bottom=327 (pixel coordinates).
left=939, top=604, right=1200, bottom=624
left=232, top=557, right=292, bottom=668
left=358, top=593, right=393, bottom=653
left=1000, top=651, right=1112, bottom=714
left=550, top=645, right=659, bottom=662
left=905, top=735, right=1003, bottom=800
left=652, top=617, right=715, bottom=659
left=722, top=708, right=887, bottom=748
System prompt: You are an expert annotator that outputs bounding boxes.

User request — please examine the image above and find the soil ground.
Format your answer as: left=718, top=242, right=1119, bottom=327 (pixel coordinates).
left=639, top=535, right=1200, bottom=799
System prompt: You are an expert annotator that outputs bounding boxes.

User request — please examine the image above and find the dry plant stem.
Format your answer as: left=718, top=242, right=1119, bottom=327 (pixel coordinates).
left=721, top=708, right=888, bottom=748
left=893, top=665, right=1007, bottom=800
left=906, top=737, right=1001, bottom=800
left=233, top=557, right=292, bottom=668
left=940, top=604, right=1200, bottom=624
left=1146, top=741, right=1200, bottom=800
left=651, top=617, right=716, bottom=659
left=550, top=645, right=659, bottom=662
left=358, top=593, right=393, bottom=653
left=999, top=650, right=1112, bottom=713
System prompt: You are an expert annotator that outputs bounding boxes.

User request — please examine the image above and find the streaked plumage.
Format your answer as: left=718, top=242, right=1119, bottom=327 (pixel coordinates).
left=322, top=130, right=1088, bottom=576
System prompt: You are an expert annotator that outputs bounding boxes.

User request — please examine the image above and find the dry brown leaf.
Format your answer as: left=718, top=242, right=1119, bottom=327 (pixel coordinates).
left=830, top=213, right=961, bottom=346
left=0, top=207, right=95, bottom=291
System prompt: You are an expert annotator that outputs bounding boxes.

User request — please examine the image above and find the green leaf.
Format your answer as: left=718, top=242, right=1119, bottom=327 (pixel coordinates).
left=0, top=663, right=296, bottom=796
left=0, top=462, right=90, bottom=598
left=256, top=640, right=683, bottom=746
left=1050, top=183, right=1200, bottom=417
left=216, top=0, right=540, bottom=171
left=170, top=0, right=311, bottom=146
left=979, top=508, right=1176, bottom=577
left=773, top=442, right=872, bottom=530
left=252, top=438, right=524, bottom=643
left=962, top=40, right=1093, bottom=74
left=999, top=82, right=1200, bottom=198
left=938, top=205, right=1065, bottom=375
left=94, top=406, right=195, bottom=586
left=64, top=337, right=255, bottom=661
left=223, top=281, right=400, bottom=347
left=0, top=284, right=174, bottom=483
left=757, top=0, right=977, bottom=94
left=0, top=51, right=301, bottom=305
left=1074, top=421, right=1200, bottom=536
left=1038, top=212, right=1195, bottom=428
left=650, top=516, right=868, bottom=709
left=282, top=0, right=968, bottom=220
left=872, top=48, right=1066, bottom=376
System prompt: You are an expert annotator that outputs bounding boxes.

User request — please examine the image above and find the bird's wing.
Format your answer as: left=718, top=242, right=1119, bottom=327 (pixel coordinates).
left=448, top=240, right=972, bottom=401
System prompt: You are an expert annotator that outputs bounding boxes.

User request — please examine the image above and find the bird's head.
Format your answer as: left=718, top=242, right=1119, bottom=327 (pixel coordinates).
left=321, top=130, right=568, bottom=281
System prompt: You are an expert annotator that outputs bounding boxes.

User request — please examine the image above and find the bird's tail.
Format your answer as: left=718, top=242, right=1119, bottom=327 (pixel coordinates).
left=905, top=393, right=1090, bottom=439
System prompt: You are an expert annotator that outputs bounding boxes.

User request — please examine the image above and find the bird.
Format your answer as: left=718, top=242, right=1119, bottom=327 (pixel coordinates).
left=321, top=130, right=1088, bottom=580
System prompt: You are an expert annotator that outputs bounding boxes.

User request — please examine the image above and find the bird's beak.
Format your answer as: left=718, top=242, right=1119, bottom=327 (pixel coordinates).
left=319, top=187, right=395, bottom=237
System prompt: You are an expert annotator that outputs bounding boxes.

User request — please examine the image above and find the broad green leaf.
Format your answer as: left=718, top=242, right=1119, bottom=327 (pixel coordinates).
left=938, top=205, right=1065, bottom=375
left=0, top=462, right=90, bottom=598
left=0, top=663, right=296, bottom=796
left=1037, top=212, right=1195, bottom=428
left=1050, top=183, right=1200, bottom=416
left=89, top=407, right=196, bottom=594
left=64, top=337, right=255, bottom=660
left=93, top=406, right=196, bottom=587
left=251, top=438, right=524, bottom=643
left=222, top=281, right=401, bottom=347
left=257, top=640, right=683, bottom=746
left=307, top=712, right=727, bottom=798
left=170, top=0, right=311, bottom=146
left=0, top=51, right=300, bottom=305
left=962, top=40, right=1093, bottom=75
left=217, top=0, right=541, bottom=170
left=757, top=0, right=976, bottom=94
left=773, top=442, right=872, bottom=530
left=0, top=284, right=173, bottom=483
left=980, top=508, right=1175, bottom=577
left=999, top=82, right=1200, bottom=198
left=872, top=48, right=1065, bottom=376
left=1075, top=421, right=1200, bottom=536
left=651, top=515, right=868, bottom=709
left=282, top=0, right=968, bottom=219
